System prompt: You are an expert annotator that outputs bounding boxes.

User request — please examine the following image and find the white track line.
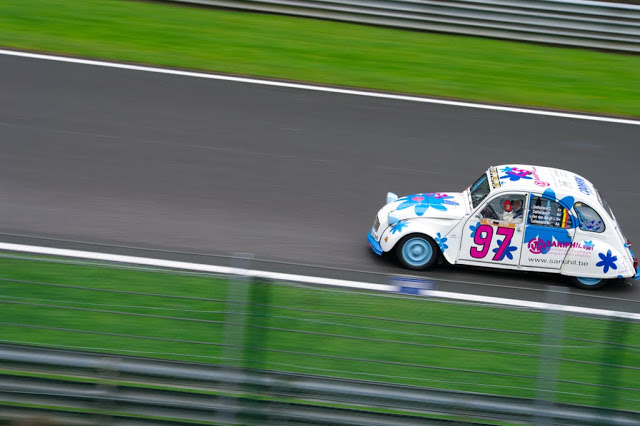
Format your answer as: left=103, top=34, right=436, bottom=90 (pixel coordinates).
left=2, top=242, right=638, bottom=320
left=1, top=49, right=639, bottom=126
left=0, top=243, right=389, bottom=292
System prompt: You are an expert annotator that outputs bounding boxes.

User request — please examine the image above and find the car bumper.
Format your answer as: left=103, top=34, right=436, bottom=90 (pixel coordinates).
left=367, top=228, right=383, bottom=255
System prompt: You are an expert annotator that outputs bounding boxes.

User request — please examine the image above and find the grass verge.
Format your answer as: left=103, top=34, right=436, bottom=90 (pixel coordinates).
left=1, top=0, right=639, bottom=116
left=1, top=253, right=639, bottom=411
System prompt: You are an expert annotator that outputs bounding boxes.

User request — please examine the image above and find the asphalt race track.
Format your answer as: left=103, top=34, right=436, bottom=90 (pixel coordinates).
left=2, top=53, right=639, bottom=312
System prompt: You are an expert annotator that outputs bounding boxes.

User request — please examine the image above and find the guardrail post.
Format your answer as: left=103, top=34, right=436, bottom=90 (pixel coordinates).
left=94, top=357, right=120, bottom=426
left=245, top=278, right=271, bottom=372
left=533, top=285, right=568, bottom=425
left=597, top=317, right=630, bottom=413
left=242, top=278, right=272, bottom=424
left=221, top=253, right=253, bottom=367
left=215, top=253, right=253, bottom=425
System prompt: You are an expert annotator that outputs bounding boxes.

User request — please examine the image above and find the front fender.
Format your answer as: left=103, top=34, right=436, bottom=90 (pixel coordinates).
left=379, top=218, right=457, bottom=263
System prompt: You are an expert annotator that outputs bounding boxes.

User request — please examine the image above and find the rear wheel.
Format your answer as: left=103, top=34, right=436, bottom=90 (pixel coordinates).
left=396, top=234, right=438, bottom=271
left=572, top=276, right=606, bottom=290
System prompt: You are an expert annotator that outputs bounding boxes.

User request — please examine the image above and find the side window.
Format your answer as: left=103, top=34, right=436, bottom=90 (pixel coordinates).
left=528, top=196, right=572, bottom=229
left=574, top=202, right=605, bottom=233
left=480, top=194, right=526, bottom=224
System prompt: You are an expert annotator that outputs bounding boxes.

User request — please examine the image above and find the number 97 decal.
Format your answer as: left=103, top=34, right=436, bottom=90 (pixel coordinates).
left=470, top=224, right=515, bottom=261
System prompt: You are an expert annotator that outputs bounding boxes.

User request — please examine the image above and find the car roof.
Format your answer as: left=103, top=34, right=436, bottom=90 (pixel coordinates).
left=488, top=165, right=600, bottom=205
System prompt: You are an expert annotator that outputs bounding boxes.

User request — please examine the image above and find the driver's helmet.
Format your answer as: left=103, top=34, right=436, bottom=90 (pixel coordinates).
left=511, top=199, right=524, bottom=217
left=503, top=198, right=524, bottom=219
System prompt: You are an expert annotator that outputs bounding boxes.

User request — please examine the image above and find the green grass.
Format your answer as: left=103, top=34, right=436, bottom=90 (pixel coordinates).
left=1, top=0, right=639, bottom=116
left=1, top=253, right=639, bottom=411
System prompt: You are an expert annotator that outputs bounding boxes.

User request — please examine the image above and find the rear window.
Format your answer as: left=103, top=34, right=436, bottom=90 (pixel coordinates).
left=574, top=202, right=605, bottom=233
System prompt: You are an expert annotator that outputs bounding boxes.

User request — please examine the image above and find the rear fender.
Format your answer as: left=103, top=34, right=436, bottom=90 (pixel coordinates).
left=561, top=241, right=634, bottom=279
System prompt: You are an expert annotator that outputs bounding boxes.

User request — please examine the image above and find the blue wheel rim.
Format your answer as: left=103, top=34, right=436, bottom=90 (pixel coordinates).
left=576, top=277, right=602, bottom=286
left=402, top=237, right=432, bottom=267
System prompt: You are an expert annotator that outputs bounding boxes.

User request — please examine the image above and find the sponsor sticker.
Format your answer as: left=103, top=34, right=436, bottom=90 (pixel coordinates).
left=527, top=238, right=594, bottom=255
left=531, top=167, right=550, bottom=187
left=481, top=218, right=515, bottom=228
left=490, top=167, right=501, bottom=189
left=574, top=176, right=592, bottom=195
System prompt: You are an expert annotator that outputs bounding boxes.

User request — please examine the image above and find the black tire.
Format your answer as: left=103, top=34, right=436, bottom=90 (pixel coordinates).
left=571, top=276, right=606, bottom=290
left=396, top=234, right=439, bottom=271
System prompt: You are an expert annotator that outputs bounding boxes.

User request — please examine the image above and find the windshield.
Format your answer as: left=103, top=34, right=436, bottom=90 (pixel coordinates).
left=469, top=173, right=491, bottom=208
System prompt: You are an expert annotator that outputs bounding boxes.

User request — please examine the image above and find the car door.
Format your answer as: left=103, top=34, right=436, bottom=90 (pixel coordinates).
left=458, top=192, right=527, bottom=268
left=520, top=193, right=576, bottom=270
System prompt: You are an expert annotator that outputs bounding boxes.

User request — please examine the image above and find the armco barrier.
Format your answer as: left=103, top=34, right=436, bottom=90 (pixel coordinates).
left=161, top=0, right=640, bottom=52
left=2, top=344, right=640, bottom=425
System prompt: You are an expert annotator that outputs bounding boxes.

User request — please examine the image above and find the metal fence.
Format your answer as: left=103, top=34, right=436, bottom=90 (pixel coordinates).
left=160, top=0, right=640, bottom=52
left=2, top=344, right=640, bottom=425
left=2, top=251, right=640, bottom=424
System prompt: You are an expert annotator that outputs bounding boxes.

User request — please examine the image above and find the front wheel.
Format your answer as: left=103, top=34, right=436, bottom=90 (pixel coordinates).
left=396, top=234, right=438, bottom=271
left=572, top=276, right=606, bottom=290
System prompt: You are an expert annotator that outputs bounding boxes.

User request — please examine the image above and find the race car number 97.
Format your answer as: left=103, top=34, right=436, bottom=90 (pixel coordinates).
left=470, top=225, right=514, bottom=261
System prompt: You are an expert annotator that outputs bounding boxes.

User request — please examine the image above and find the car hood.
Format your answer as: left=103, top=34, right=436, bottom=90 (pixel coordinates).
left=385, top=192, right=469, bottom=220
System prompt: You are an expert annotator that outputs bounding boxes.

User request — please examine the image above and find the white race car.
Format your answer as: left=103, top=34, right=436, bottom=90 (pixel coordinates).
left=368, top=165, right=639, bottom=289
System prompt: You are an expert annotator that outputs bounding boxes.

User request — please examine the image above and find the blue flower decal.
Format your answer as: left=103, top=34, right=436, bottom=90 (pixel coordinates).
left=492, top=239, right=518, bottom=261
left=500, top=167, right=532, bottom=182
left=583, top=240, right=595, bottom=250
left=469, top=221, right=481, bottom=238
left=596, top=250, right=617, bottom=274
left=390, top=221, right=408, bottom=234
left=396, top=193, right=459, bottom=217
left=435, top=232, right=448, bottom=253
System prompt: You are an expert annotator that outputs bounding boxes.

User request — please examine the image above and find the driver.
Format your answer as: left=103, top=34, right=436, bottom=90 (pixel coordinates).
left=503, top=198, right=524, bottom=223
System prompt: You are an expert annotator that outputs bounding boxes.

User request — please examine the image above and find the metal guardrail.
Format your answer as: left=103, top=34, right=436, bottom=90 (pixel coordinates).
left=2, top=344, right=640, bottom=425
left=162, top=0, right=640, bottom=52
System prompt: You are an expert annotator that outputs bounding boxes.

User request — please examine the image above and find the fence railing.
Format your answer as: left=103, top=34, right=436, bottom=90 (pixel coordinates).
left=2, top=344, right=640, bottom=425
left=161, top=0, right=640, bottom=52
left=2, top=248, right=640, bottom=424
